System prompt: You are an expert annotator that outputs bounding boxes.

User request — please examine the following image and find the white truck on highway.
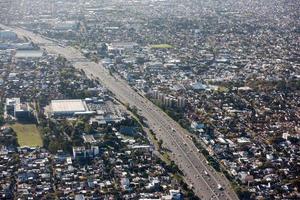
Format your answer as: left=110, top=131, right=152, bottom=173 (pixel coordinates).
left=218, top=184, right=223, bottom=190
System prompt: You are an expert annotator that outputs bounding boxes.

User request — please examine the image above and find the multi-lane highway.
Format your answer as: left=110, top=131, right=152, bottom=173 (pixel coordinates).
left=2, top=24, right=239, bottom=200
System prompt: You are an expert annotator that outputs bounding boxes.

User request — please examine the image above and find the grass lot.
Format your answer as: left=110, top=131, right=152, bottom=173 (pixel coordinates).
left=150, top=44, right=173, bottom=49
left=162, top=152, right=172, bottom=165
left=217, top=86, right=229, bottom=93
left=11, top=123, right=43, bottom=147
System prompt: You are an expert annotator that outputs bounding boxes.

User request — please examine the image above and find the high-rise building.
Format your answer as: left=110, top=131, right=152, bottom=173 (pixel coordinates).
left=177, top=97, right=186, bottom=108
left=163, top=97, right=173, bottom=107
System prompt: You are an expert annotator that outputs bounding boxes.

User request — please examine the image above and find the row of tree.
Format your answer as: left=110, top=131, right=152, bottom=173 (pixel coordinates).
left=0, top=102, right=4, bottom=126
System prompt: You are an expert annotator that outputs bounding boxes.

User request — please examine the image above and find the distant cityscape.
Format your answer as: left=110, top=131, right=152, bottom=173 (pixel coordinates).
left=0, top=0, right=299, bottom=200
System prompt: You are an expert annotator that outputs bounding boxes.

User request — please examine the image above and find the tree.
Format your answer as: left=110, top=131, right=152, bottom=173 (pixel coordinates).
left=42, top=193, right=57, bottom=200
left=158, top=139, right=163, bottom=150
left=84, top=123, right=93, bottom=134
left=178, top=119, right=189, bottom=129
left=131, top=106, right=138, bottom=115
left=48, top=140, right=61, bottom=153
left=0, top=103, right=4, bottom=126
left=0, top=115, right=4, bottom=126
left=75, top=120, right=85, bottom=130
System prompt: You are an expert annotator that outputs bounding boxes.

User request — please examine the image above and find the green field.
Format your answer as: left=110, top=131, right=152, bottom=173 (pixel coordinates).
left=11, top=123, right=43, bottom=147
left=150, top=44, right=173, bottom=49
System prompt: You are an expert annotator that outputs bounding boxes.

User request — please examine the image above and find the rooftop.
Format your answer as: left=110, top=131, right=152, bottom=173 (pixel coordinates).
left=51, top=99, right=87, bottom=113
left=15, top=50, right=43, bottom=58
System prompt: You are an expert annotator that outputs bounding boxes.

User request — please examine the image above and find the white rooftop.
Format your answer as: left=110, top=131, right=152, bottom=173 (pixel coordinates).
left=15, top=50, right=43, bottom=58
left=51, top=99, right=87, bottom=113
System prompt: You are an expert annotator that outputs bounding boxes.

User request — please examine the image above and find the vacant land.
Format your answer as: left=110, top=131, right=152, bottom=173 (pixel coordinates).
left=150, top=44, right=173, bottom=49
left=11, top=123, right=43, bottom=147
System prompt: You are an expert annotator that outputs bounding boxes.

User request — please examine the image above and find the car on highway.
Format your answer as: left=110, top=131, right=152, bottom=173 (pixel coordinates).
left=204, top=170, right=209, bottom=176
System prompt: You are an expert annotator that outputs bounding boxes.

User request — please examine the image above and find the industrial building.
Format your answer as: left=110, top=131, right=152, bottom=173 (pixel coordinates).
left=49, top=99, right=92, bottom=117
left=14, top=50, right=44, bottom=60
left=0, top=30, right=17, bottom=41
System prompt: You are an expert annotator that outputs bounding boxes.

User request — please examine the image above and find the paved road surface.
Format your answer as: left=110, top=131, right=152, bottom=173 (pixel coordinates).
left=1, top=24, right=239, bottom=200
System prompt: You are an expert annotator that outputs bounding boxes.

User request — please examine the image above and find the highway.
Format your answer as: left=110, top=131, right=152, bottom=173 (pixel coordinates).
left=1, top=24, right=239, bottom=200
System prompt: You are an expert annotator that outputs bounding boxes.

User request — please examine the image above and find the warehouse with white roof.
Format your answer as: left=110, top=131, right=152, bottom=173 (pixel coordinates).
left=50, top=99, right=92, bottom=117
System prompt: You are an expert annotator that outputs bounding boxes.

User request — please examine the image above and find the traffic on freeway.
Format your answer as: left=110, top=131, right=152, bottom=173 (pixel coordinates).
left=1, top=24, right=239, bottom=200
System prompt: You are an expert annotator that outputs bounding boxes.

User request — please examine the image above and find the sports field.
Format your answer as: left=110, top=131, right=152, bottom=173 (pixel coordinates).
left=11, top=123, right=43, bottom=147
